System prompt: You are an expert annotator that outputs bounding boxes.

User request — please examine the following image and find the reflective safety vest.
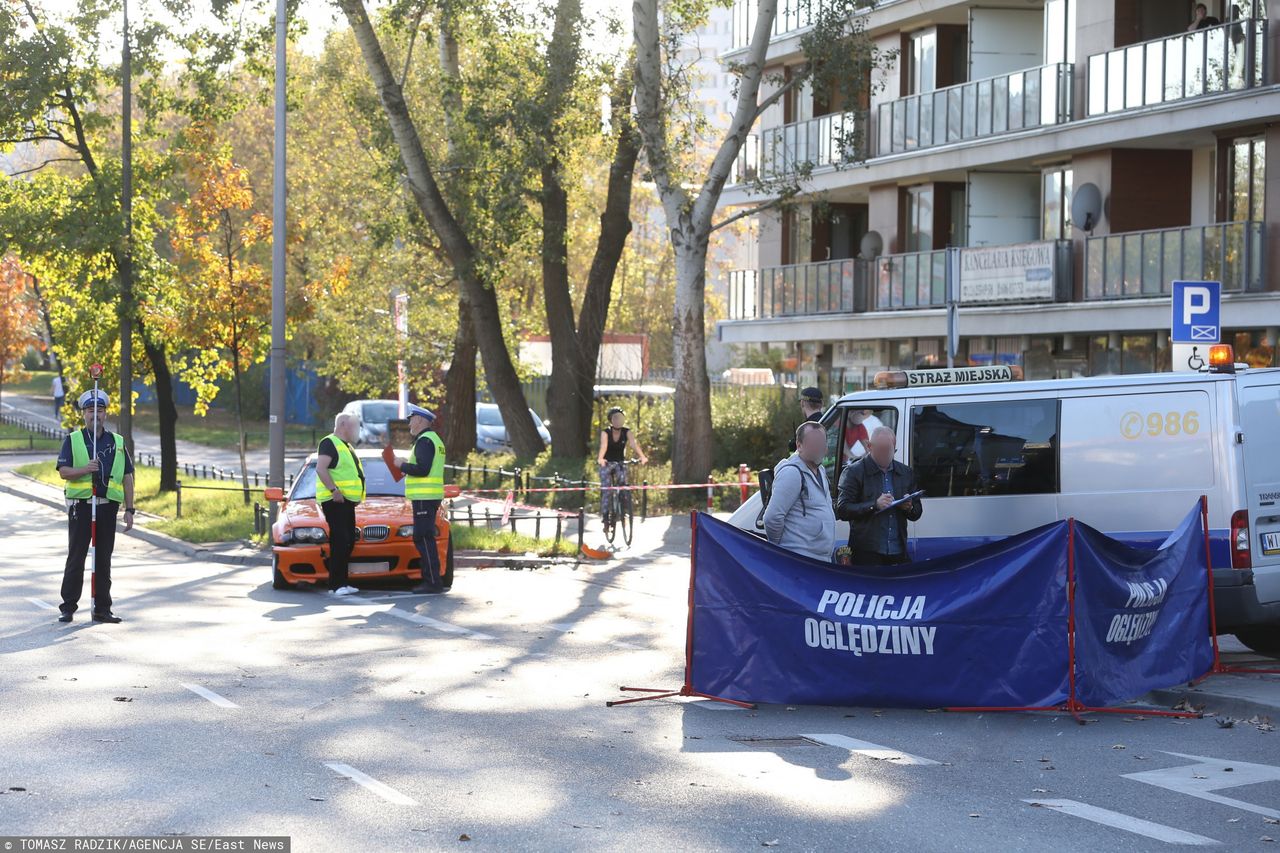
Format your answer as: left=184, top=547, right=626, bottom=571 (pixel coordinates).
left=66, top=430, right=125, bottom=503
left=316, top=434, right=365, bottom=503
left=405, top=431, right=446, bottom=500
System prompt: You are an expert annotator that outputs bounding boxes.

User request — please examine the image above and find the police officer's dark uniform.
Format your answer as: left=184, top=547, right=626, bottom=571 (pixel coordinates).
left=315, top=423, right=365, bottom=596
left=384, top=405, right=449, bottom=593
left=788, top=386, right=826, bottom=453
left=55, top=389, right=134, bottom=623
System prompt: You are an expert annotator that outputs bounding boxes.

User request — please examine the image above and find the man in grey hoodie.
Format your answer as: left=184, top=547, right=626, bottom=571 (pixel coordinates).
left=763, top=421, right=836, bottom=562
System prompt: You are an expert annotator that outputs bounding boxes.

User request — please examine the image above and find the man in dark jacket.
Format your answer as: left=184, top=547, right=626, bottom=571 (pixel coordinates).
left=836, top=426, right=923, bottom=565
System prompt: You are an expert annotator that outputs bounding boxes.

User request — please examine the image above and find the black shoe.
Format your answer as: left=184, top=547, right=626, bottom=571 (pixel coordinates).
left=92, top=612, right=122, bottom=624
left=57, top=612, right=73, bottom=623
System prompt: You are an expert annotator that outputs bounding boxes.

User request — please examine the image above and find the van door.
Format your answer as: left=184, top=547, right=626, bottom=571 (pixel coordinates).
left=823, top=402, right=904, bottom=546
left=1239, top=380, right=1280, bottom=604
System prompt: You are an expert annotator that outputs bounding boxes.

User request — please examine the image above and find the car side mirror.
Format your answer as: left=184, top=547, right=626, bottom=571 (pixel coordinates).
left=264, top=487, right=285, bottom=502
left=443, top=484, right=461, bottom=499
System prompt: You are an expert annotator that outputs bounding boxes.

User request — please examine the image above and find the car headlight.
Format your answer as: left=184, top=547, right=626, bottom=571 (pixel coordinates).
left=398, top=524, right=414, bottom=537
left=292, top=526, right=328, bottom=543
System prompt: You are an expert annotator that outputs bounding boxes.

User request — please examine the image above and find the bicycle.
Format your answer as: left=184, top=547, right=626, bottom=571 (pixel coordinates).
left=600, top=459, right=639, bottom=546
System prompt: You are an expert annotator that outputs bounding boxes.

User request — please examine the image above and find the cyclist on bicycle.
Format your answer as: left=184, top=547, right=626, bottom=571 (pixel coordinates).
left=596, top=405, right=648, bottom=512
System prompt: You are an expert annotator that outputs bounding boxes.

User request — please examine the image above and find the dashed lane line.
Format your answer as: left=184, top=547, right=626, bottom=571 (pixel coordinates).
left=324, top=762, right=418, bottom=806
left=180, top=683, right=240, bottom=709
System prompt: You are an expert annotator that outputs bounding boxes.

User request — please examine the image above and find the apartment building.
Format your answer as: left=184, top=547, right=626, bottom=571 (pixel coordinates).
left=717, top=0, right=1280, bottom=393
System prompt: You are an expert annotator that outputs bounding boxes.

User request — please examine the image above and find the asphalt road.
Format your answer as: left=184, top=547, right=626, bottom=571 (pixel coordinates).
left=2, top=488, right=1279, bottom=852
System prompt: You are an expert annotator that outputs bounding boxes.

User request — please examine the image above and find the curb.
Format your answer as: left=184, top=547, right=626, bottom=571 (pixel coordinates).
left=0, top=479, right=270, bottom=568
left=1143, top=686, right=1280, bottom=721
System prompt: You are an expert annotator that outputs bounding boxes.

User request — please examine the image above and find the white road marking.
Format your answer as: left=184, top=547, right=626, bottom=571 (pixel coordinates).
left=27, top=597, right=58, bottom=611
left=800, top=733, right=940, bottom=766
left=1125, top=752, right=1280, bottom=820
left=1023, top=799, right=1219, bottom=846
left=688, top=699, right=746, bottom=712
left=385, top=608, right=495, bottom=640
left=180, top=683, right=240, bottom=709
left=324, top=762, right=418, bottom=805
left=548, top=622, right=643, bottom=650
left=91, top=632, right=118, bottom=643
left=355, top=592, right=433, bottom=601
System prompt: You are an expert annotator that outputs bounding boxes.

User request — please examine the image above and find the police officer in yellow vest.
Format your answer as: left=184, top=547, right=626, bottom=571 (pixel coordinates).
left=55, top=389, right=135, bottom=623
left=383, top=404, right=449, bottom=593
left=315, top=412, right=365, bottom=597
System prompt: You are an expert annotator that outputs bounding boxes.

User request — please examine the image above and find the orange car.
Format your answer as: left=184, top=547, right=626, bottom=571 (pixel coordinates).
left=264, top=448, right=459, bottom=590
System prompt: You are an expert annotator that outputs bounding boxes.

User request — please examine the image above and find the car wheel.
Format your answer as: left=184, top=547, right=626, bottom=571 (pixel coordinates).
left=1233, top=628, right=1280, bottom=656
left=442, top=535, right=454, bottom=590
left=272, top=554, right=295, bottom=590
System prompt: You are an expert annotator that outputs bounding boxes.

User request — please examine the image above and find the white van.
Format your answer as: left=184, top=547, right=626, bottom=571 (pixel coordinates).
left=729, top=359, right=1280, bottom=654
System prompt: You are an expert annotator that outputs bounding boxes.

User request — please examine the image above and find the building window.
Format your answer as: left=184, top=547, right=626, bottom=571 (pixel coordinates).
left=910, top=400, right=1060, bottom=497
left=904, top=185, right=934, bottom=252
left=1044, top=0, right=1076, bottom=65
left=1228, top=136, right=1265, bottom=222
left=1121, top=334, right=1155, bottom=374
left=1042, top=167, right=1073, bottom=240
left=908, top=29, right=937, bottom=95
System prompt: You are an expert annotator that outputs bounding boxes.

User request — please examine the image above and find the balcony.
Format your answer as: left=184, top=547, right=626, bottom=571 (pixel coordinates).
left=1087, top=18, right=1266, bottom=117
left=726, top=258, right=869, bottom=320
left=1084, top=221, right=1265, bottom=299
left=875, top=241, right=1072, bottom=310
left=731, top=0, right=836, bottom=51
left=758, top=111, right=867, bottom=180
left=873, top=63, right=1074, bottom=157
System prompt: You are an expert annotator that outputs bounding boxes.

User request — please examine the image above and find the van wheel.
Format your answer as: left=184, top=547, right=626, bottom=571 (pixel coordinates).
left=1234, top=628, right=1280, bottom=656
left=272, top=555, right=294, bottom=591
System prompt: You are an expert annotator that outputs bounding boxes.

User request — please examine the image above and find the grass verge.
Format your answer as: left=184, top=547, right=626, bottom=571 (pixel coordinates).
left=446, top=522, right=577, bottom=557
left=132, top=404, right=320, bottom=451
left=17, top=460, right=263, bottom=544
left=0, top=422, right=61, bottom=452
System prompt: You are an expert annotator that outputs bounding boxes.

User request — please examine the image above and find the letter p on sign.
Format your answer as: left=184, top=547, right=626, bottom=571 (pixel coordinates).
left=1171, top=280, right=1221, bottom=344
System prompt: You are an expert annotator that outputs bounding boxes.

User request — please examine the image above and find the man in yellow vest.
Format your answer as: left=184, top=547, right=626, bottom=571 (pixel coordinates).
left=315, top=412, right=365, bottom=597
left=55, top=389, right=135, bottom=623
left=383, top=404, right=448, bottom=593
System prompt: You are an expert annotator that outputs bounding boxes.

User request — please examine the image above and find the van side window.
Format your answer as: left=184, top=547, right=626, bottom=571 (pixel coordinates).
left=823, top=406, right=900, bottom=483
left=911, top=400, right=1059, bottom=497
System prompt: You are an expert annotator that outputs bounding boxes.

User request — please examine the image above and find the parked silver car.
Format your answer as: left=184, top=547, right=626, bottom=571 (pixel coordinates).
left=476, top=403, right=552, bottom=453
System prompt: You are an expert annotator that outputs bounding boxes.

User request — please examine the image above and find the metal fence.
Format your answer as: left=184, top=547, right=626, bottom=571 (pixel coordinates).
left=1087, top=18, right=1266, bottom=116
left=759, top=111, right=867, bottom=180
left=1084, top=221, right=1265, bottom=299
left=873, top=63, right=1074, bottom=157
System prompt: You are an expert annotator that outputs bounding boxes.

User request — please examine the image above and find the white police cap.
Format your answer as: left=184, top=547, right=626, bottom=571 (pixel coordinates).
left=406, top=404, right=436, bottom=421
left=78, top=389, right=109, bottom=410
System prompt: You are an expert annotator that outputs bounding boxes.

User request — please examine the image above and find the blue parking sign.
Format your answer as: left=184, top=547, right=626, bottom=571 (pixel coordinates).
left=1171, top=280, right=1220, bottom=344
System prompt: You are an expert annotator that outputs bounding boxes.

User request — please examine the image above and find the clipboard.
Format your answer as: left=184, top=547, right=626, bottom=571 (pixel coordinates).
left=876, top=489, right=925, bottom=514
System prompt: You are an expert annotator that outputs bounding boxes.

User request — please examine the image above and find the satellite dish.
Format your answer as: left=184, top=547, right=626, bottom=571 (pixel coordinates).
left=859, top=231, right=884, bottom=259
left=1071, top=183, right=1103, bottom=234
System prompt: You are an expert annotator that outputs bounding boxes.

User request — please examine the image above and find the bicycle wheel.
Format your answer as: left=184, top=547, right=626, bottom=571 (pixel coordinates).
left=603, top=489, right=617, bottom=544
left=619, top=489, right=634, bottom=546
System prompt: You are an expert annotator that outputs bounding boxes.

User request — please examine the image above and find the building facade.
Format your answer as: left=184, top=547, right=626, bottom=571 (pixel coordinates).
left=717, top=0, right=1280, bottom=394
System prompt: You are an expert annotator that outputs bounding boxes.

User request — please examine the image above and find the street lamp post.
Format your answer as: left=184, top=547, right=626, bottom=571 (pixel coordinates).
left=119, top=0, right=133, bottom=453
left=393, top=290, right=409, bottom=418
left=268, top=0, right=287, bottom=520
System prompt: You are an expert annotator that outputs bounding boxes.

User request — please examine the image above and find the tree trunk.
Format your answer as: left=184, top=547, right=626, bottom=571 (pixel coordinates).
left=671, top=238, right=714, bottom=485
left=141, top=329, right=179, bottom=492
left=440, top=293, right=477, bottom=464
left=338, top=0, right=544, bottom=458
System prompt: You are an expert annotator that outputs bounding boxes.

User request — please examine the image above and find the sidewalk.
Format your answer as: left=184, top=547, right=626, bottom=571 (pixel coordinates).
left=1144, top=635, right=1280, bottom=720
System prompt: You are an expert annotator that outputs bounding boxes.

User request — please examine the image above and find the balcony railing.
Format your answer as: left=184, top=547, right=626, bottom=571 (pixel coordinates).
left=731, top=0, right=836, bottom=50
left=730, top=133, right=760, bottom=185
left=759, top=111, right=867, bottom=180
left=726, top=258, right=869, bottom=320
left=1087, top=18, right=1266, bottom=117
left=875, top=240, right=1072, bottom=311
left=1084, top=221, right=1265, bottom=299
left=873, top=63, right=1074, bottom=157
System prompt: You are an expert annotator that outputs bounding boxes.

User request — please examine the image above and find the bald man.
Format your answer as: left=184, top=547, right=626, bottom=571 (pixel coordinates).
left=836, top=426, right=923, bottom=565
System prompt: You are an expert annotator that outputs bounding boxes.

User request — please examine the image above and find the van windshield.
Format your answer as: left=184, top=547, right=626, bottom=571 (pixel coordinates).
left=824, top=406, right=900, bottom=481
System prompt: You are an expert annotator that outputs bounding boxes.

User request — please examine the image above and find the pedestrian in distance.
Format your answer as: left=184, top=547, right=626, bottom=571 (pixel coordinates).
left=836, top=426, right=923, bottom=566
left=763, top=421, right=836, bottom=562
left=788, top=386, right=826, bottom=453
left=315, top=412, right=365, bottom=597
left=55, top=389, right=134, bottom=623
left=51, top=374, right=65, bottom=421
left=383, top=404, right=450, bottom=594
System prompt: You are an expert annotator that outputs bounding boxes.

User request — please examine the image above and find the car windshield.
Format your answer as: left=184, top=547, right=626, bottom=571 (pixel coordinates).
left=289, top=457, right=405, bottom=500
left=361, top=402, right=399, bottom=424
left=476, top=406, right=504, bottom=426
